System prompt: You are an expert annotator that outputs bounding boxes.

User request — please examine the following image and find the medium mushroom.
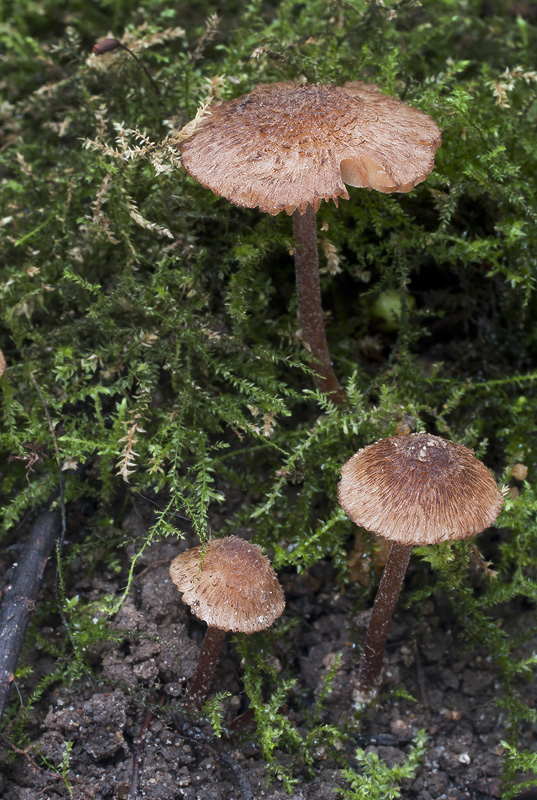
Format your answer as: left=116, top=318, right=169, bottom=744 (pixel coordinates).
left=180, top=81, right=441, bottom=403
left=338, top=432, right=504, bottom=698
left=169, top=535, right=285, bottom=709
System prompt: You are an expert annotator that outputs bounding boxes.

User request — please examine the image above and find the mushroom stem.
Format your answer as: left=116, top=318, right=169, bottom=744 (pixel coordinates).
left=356, top=541, right=413, bottom=696
left=183, top=626, right=227, bottom=710
left=292, top=206, right=346, bottom=404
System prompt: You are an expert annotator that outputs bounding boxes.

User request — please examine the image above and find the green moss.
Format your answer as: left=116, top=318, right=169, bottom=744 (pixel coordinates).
left=2, top=0, right=537, bottom=793
left=336, top=729, right=427, bottom=800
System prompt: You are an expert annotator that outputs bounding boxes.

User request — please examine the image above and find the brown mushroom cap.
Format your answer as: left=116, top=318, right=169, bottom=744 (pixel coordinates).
left=338, top=433, right=503, bottom=546
left=180, top=81, right=441, bottom=215
left=169, top=536, right=285, bottom=634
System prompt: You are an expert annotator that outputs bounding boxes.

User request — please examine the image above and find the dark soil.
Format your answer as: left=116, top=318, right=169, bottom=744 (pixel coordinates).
left=1, top=510, right=536, bottom=800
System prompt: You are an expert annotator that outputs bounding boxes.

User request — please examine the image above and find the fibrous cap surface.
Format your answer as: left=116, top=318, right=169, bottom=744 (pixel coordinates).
left=338, top=433, right=503, bottom=545
left=180, top=81, right=442, bottom=215
left=169, top=536, right=285, bottom=633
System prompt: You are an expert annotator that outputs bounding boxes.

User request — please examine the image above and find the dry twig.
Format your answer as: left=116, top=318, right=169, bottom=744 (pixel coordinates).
left=0, top=511, right=61, bottom=720
left=0, top=733, right=72, bottom=784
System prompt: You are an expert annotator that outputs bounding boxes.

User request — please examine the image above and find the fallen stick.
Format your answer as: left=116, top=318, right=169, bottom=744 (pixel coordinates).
left=0, top=510, right=61, bottom=722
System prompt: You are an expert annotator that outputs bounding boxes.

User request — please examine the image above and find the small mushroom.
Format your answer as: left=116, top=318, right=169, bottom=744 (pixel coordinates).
left=338, top=432, right=503, bottom=698
left=180, top=82, right=441, bottom=403
left=169, top=535, right=285, bottom=709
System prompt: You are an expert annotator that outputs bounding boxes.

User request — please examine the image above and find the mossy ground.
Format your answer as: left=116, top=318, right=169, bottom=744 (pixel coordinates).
left=1, top=0, right=537, bottom=797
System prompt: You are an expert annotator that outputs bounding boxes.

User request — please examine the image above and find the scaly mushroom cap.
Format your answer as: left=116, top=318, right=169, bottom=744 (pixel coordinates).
left=180, top=81, right=441, bottom=215
left=338, top=433, right=503, bottom=546
left=169, top=536, right=285, bottom=634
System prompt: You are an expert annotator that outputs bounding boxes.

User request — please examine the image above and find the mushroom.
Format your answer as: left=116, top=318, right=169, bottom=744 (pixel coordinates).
left=338, top=432, right=504, bottom=698
left=169, top=535, right=285, bottom=709
left=180, top=81, right=441, bottom=404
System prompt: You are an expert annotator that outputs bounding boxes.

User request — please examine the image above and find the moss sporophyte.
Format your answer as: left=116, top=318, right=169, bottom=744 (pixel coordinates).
left=338, top=433, right=504, bottom=700
left=179, top=81, right=441, bottom=404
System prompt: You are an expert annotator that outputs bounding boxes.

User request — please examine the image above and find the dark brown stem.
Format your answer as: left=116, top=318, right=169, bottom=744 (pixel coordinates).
left=356, top=541, right=413, bottom=696
left=0, top=510, right=61, bottom=721
left=292, top=206, right=346, bottom=404
left=183, top=626, right=227, bottom=710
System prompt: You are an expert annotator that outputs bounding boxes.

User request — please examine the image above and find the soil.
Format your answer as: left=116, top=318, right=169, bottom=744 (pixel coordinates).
left=1, top=507, right=536, bottom=800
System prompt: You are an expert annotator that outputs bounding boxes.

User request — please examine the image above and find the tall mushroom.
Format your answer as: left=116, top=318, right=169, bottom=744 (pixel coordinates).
left=170, top=535, right=285, bottom=710
left=180, top=81, right=441, bottom=403
left=338, top=432, right=504, bottom=698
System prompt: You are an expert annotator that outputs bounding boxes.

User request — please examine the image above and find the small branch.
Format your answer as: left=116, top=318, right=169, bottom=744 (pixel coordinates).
left=0, top=511, right=61, bottom=721
left=0, top=733, right=71, bottom=783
